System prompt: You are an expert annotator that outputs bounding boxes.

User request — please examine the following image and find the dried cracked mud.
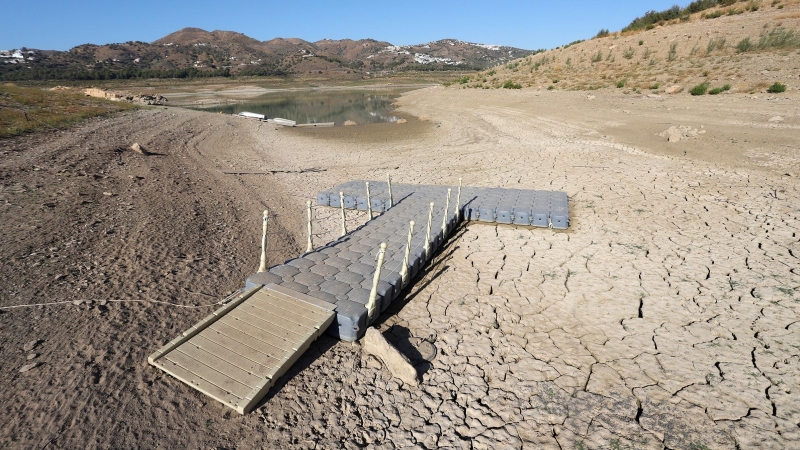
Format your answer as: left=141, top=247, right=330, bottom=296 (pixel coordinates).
left=1, top=87, right=798, bottom=449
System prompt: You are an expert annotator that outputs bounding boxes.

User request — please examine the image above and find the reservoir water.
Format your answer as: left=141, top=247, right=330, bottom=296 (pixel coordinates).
left=193, top=87, right=419, bottom=125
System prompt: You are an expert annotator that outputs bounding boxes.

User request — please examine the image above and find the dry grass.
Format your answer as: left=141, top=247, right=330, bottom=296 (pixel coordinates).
left=0, top=84, right=137, bottom=138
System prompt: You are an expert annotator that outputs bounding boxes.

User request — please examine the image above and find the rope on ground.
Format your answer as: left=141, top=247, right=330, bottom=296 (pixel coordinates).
left=0, top=292, right=240, bottom=310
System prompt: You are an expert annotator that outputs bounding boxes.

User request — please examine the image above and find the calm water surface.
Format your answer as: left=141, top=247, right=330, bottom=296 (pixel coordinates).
left=194, top=88, right=418, bottom=125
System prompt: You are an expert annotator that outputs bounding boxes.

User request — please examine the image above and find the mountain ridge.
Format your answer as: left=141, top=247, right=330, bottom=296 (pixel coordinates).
left=0, top=27, right=539, bottom=81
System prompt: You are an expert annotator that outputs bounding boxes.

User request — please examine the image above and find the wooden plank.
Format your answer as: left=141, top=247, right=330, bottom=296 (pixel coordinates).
left=208, top=321, right=289, bottom=358
left=256, top=291, right=333, bottom=322
left=190, top=334, right=277, bottom=375
left=175, top=344, right=263, bottom=388
left=238, top=311, right=336, bottom=414
left=245, top=296, right=329, bottom=329
left=265, top=283, right=336, bottom=311
left=236, top=301, right=320, bottom=334
left=227, top=308, right=306, bottom=345
left=217, top=315, right=298, bottom=352
left=163, top=351, right=252, bottom=399
left=154, top=357, right=243, bottom=409
left=195, top=331, right=282, bottom=369
left=148, top=286, right=262, bottom=364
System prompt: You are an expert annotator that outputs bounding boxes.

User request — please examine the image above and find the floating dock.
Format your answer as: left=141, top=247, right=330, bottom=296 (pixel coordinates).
left=150, top=180, right=569, bottom=413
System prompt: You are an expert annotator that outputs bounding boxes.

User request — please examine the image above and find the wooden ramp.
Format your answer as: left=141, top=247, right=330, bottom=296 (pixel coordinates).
left=148, top=284, right=336, bottom=414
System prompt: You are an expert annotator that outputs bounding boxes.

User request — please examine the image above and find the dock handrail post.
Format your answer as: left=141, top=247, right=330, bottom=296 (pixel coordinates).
left=366, top=181, right=373, bottom=219
left=455, top=178, right=462, bottom=221
left=387, top=174, right=393, bottom=208
left=258, top=209, right=269, bottom=273
left=442, top=188, right=452, bottom=235
left=399, top=220, right=415, bottom=287
left=424, top=202, right=434, bottom=259
left=306, top=200, right=314, bottom=253
left=367, top=242, right=387, bottom=324
left=339, top=191, right=347, bottom=237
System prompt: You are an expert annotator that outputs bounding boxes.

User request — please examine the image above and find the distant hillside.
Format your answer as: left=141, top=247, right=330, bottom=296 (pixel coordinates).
left=0, top=28, right=537, bottom=81
left=453, top=0, right=800, bottom=94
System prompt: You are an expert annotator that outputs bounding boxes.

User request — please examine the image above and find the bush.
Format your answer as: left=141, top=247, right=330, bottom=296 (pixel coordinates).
left=502, top=80, right=522, bottom=89
left=767, top=82, right=786, bottom=93
left=591, top=51, right=603, bottom=63
left=708, top=87, right=723, bottom=95
left=736, top=37, right=754, bottom=52
left=639, top=40, right=644, bottom=46
left=623, top=47, right=635, bottom=59
left=758, top=27, right=799, bottom=50
left=596, top=29, right=610, bottom=38
left=668, top=42, right=679, bottom=61
left=616, top=80, right=626, bottom=88
left=690, top=82, right=710, bottom=95
left=547, top=85, right=555, bottom=90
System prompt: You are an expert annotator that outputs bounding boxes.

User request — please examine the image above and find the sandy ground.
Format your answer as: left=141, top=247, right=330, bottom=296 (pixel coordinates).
left=1, top=86, right=798, bottom=449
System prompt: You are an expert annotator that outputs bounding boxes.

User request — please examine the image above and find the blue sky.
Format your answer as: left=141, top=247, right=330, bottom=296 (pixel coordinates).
left=2, top=1, right=684, bottom=51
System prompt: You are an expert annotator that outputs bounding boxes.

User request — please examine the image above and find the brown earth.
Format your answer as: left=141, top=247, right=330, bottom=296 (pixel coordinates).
left=1, top=83, right=799, bottom=449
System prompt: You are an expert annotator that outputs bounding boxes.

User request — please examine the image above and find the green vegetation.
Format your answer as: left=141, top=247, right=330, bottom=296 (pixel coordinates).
left=616, top=80, right=627, bottom=88
left=708, top=84, right=731, bottom=94
left=591, top=51, right=604, bottom=63
left=0, top=66, right=233, bottom=82
left=767, top=82, right=787, bottom=93
left=690, top=81, right=710, bottom=95
left=758, top=27, right=800, bottom=50
left=596, top=29, right=611, bottom=38
left=737, top=37, right=754, bottom=52
left=502, top=80, right=522, bottom=89
left=0, top=84, right=137, bottom=138
left=707, top=38, right=726, bottom=53
left=487, top=69, right=496, bottom=76
left=668, top=42, right=679, bottom=61
left=624, top=0, right=742, bottom=32
left=623, top=47, right=635, bottom=59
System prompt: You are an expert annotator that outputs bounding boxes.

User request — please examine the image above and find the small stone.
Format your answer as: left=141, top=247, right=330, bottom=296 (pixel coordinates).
left=73, top=300, right=83, bottom=306
left=20, top=362, right=39, bottom=373
left=768, top=116, right=784, bottom=123
left=665, top=84, right=683, bottom=94
left=130, top=143, right=148, bottom=154
left=344, top=120, right=357, bottom=126
left=362, top=328, right=419, bottom=387
left=27, top=353, right=37, bottom=360
left=23, top=339, right=41, bottom=352
left=396, top=118, right=407, bottom=124
left=103, top=192, right=113, bottom=196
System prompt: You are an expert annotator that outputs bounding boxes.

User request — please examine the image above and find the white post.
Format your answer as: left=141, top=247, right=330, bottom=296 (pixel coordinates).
left=442, top=188, right=452, bottom=234
left=399, top=220, right=415, bottom=286
left=339, top=191, right=347, bottom=237
left=258, top=209, right=269, bottom=273
left=367, top=242, right=387, bottom=324
left=306, top=200, right=313, bottom=253
left=455, top=178, right=462, bottom=221
left=424, top=202, right=434, bottom=259
left=387, top=174, right=393, bottom=208
left=366, top=181, right=373, bottom=219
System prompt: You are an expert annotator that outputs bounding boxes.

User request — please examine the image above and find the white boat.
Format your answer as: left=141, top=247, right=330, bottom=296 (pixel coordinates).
left=238, top=112, right=265, bottom=119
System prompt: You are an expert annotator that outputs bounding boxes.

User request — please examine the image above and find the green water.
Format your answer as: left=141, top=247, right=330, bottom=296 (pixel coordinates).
left=194, top=88, right=417, bottom=125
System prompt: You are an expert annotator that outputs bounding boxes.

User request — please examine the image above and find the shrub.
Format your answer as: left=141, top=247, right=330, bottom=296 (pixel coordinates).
left=708, top=87, right=723, bottom=95
left=547, top=85, right=555, bottom=90
left=722, top=84, right=731, bottom=91
left=487, top=69, right=496, bottom=76
left=623, top=47, right=635, bottom=59
left=758, top=27, right=799, bottom=50
left=668, top=42, right=679, bottom=61
left=616, top=80, right=626, bottom=88
left=596, top=29, right=610, bottom=38
left=767, top=82, right=786, bottom=93
left=639, top=40, right=644, bottom=46
left=591, top=51, right=603, bottom=63
left=502, top=80, right=522, bottom=89
left=736, top=37, right=754, bottom=52
left=690, top=82, right=710, bottom=95
left=650, top=83, right=660, bottom=89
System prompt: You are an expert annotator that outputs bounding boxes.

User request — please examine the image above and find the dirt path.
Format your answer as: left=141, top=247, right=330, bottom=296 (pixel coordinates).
left=1, top=87, right=798, bottom=449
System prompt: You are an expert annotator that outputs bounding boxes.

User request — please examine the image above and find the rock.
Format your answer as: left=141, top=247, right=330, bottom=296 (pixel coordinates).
left=23, top=339, right=41, bottom=352
left=665, top=85, right=683, bottom=94
left=769, top=116, right=784, bottom=123
left=362, top=328, right=419, bottom=387
left=102, top=192, right=113, bottom=196
left=130, top=143, right=148, bottom=155
left=344, top=120, right=357, bottom=126
left=648, top=94, right=662, bottom=99
left=396, top=118, right=407, bottom=124
left=587, top=95, right=596, bottom=100
left=19, top=362, right=39, bottom=373
left=659, top=125, right=699, bottom=142
left=27, top=353, right=37, bottom=360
